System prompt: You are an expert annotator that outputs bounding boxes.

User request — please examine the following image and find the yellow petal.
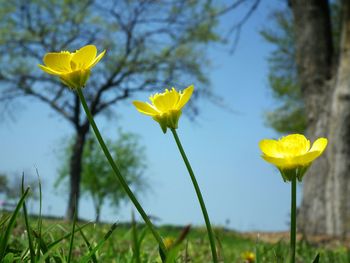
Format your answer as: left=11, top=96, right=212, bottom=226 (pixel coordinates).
left=309, top=137, right=328, bottom=153
left=261, top=155, right=292, bottom=168
left=260, top=134, right=328, bottom=177
left=279, top=134, right=308, bottom=143
left=279, top=134, right=310, bottom=156
left=133, top=101, right=159, bottom=116
left=176, top=85, right=194, bottom=110
left=43, top=52, right=72, bottom=73
left=293, top=151, right=322, bottom=166
left=163, top=88, right=180, bottom=109
left=88, top=49, right=106, bottom=69
left=38, top=64, right=61, bottom=76
left=71, top=45, right=97, bottom=70
left=259, top=139, right=283, bottom=158
left=152, top=89, right=178, bottom=112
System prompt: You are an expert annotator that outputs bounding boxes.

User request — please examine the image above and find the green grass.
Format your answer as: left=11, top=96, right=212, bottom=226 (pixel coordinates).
left=0, top=186, right=348, bottom=263
left=0, top=211, right=349, bottom=263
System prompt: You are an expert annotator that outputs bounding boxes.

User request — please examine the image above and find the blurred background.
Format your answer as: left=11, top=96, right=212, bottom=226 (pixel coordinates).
left=0, top=0, right=347, bottom=237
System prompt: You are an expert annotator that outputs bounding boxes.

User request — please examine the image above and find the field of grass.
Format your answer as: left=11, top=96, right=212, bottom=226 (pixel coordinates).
left=1, top=208, right=349, bottom=263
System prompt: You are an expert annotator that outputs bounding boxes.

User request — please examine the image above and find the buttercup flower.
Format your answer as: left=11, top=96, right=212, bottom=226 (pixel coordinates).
left=38, top=44, right=105, bottom=89
left=133, top=85, right=194, bottom=133
left=163, top=237, right=175, bottom=250
left=241, top=251, right=255, bottom=263
left=259, top=134, right=327, bottom=181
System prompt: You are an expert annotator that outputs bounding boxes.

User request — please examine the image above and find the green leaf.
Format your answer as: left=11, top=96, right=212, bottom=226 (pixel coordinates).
left=3, top=252, right=15, bottom=263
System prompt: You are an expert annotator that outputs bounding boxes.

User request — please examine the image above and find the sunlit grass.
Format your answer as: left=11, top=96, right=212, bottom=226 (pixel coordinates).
left=1, top=201, right=349, bottom=262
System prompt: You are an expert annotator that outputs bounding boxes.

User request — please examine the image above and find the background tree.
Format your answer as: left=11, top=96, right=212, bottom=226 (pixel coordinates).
left=0, top=173, right=39, bottom=212
left=261, top=9, right=306, bottom=134
left=56, top=130, right=147, bottom=222
left=0, top=0, right=261, bottom=220
left=263, top=0, right=350, bottom=236
left=262, top=2, right=341, bottom=134
left=0, top=174, right=8, bottom=196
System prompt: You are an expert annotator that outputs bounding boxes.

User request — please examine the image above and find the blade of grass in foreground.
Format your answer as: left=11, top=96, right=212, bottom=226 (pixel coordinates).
left=0, top=187, right=30, bottom=261
left=79, top=222, right=118, bottom=263
left=255, top=235, right=261, bottom=263
left=33, top=168, right=45, bottom=262
left=37, top=222, right=92, bottom=263
left=67, top=208, right=78, bottom=263
left=132, top=212, right=141, bottom=263
left=0, top=215, right=11, bottom=229
left=312, top=253, right=320, bottom=263
left=79, top=226, right=98, bottom=263
left=46, top=222, right=91, bottom=250
left=37, top=169, right=43, bottom=228
left=32, top=229, right=50, bottom=263
left=21, top=174, right=36, bottom=262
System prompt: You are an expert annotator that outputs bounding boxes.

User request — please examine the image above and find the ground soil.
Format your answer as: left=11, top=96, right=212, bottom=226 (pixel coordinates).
left=241, top=231, right=350, bottom=249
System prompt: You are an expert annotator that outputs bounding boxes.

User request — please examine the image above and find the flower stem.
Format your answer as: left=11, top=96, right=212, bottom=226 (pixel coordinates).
left=290, top=175, right=297, bottom=263
left=171, top=128, right=218, bottom=263
left=76, top=88, right=167, bottom=256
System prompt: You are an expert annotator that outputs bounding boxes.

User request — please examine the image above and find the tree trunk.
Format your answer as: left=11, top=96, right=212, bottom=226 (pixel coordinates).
left=326, top=0, right=350, bottom=237
left=95, top=203, right=102, bottom=223
left=289, top=0, right=334, bottom=235
left=66, top=125, right=89, bottom=220
left=291, top=0, right=350, bottom=237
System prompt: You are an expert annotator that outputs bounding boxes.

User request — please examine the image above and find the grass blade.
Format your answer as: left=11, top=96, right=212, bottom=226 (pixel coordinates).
left=32, top=229, right=52, bottom=263
left=0, top=187, right=30, bottom=260
left=37, top=222, right=91, bottom=263
left=0, top=215, right=11, bottom=228
left=162, top=225, right=191, bottom=263
left=33, top=168, right=44, bottom=263
left=312, top=253, right=320, bottom=263
left=79, top=222, right=118, bottom=263
left=78, top=226, right=98, bottom=263
left=21, top=174, right=36, bottom=262
left=184, top=240, right=189, bottom=263
left=36, top=168, right=43, bottom=232
left=46, top=222, right=91, bottom=250
left=132, top=212, right=141, bottom=263
left=67, top=208, right=77, bottom=263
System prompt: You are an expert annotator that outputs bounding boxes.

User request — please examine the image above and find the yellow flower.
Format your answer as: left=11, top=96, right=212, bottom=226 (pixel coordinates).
left=133, top=85, right=194, bottom=133
left=259, top=134, right=327, bottom=181
left=159, top=237, right=176, bottom=261
left=163, top=237, right=175, bottom=250
left=241, top=251, right=255, bottom=263
left=38, top=44, right=106, bottom=89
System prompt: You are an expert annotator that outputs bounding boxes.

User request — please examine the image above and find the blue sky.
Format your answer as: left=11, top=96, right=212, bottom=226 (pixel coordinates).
left=0, top=0, right=300, bottom=232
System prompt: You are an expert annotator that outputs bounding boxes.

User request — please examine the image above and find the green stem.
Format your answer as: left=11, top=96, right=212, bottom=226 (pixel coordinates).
left=76, top=88, right=167, bottom=256
left=290, top=175, right=297, bottom=263
left=171, top=128, right=218, bottom=263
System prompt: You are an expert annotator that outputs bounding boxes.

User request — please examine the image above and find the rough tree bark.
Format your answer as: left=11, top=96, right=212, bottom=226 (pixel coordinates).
left=327, top=0, right=350, bottom=237
left=290, top=0, right=350, bottom=236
